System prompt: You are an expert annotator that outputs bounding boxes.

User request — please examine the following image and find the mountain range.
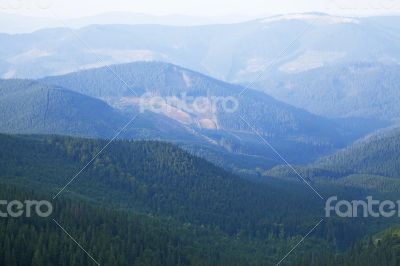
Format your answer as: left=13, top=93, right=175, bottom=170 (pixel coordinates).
left=255, top=62, right=400, bottom=122
left=2, top=11, right=400, bottom=266
left=0, top=62, right=383, bottom=173
left=2, top=12, right=400, bottom=123
left=0, top=132, right=397, bottom=265
left=2, top=13, right=400, bottom=81
left=0, top=11, right=256, bottom=34
left=265, top=127, right=400, bottom=192
left=315, top=127, right=400, bottom=179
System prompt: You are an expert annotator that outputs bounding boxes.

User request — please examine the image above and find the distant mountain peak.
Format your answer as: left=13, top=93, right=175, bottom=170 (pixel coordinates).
left=260, top=13, right=360, bottom=25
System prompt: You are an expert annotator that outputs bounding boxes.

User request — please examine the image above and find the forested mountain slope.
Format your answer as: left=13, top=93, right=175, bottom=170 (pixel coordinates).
left=0, top=134, right=323, bottom=239
left=40, top=62, right=383, bottom=165
left=315, top=129, right=400, bottom=178
left=0, top=80, right=126, bottom=137
left=0, top=62, right=386, bottom=172
left=0, top=134, right=398, bottom=265
left=0, top=78, right=212, bottom=141
left=265, top=128, right=400, bottom=192
left=256, top=62, right=400, bottom=122
left=40, top=61, right=344, bottom=139
left=0, top=183, right=270, bottom=266
left=294, top=226, right=400, bottom=266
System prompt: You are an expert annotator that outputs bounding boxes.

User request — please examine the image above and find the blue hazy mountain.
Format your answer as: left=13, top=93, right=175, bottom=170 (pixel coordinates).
left=2, top=13, right=400, bottom=123
left=38, top=62, right=383, bottom=166
left=0, top=62, right=382, bottom=171
left=0, top=79, right=126, bottom=137
left=254, top=62, right=400, bottom=122
left=0, top=78, right=205, bottom=141
left=1, top=13, right=400, bottom=81
left=0, top=11, right=254, bottom=34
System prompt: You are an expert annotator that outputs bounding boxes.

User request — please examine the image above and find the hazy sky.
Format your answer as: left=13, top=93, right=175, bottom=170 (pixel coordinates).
left=2, top=0, right=400, bottom=18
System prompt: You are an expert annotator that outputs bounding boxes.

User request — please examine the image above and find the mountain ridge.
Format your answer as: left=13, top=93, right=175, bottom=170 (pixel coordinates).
left=0, top=61, right=385, bottom=172
left=2, top=14, right=400, bottom=81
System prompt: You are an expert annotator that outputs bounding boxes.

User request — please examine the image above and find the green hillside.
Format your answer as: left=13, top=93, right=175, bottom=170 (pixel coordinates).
left=0, top=134, right=322, bottom=239
left=257, top=62, right=400, bottom=122
left=40, top=61, right=382, bottom=165
left=295, top=226, right=400, bottom=266
left=0, top=80, right=126, bottom=137
left=316, top=129, right=400, bottom=179
left=0, top=134, right=398, bottom=265
left=0, top=183, right=269, bottom=266
left=266, top=129, right=400, bottom=185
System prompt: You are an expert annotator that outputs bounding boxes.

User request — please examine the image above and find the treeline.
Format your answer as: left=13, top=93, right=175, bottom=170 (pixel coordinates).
left=0, top=183, right=272, bottom=266
left=266, top=130, right=400, bottom=189
left=295, top=227, right=400, bottom=266
left=0, top=79, right=127, bottom=138
left=1, top=134, right=398, bottom=265
left=316, top=130, right=400, bottom=179
left=0, top=134, right=325, bottom=241
left=1, top=180, right=398, bottom=265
